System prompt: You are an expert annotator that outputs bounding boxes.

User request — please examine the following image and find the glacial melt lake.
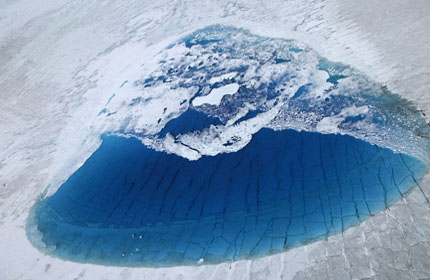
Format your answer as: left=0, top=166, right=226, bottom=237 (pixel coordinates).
left=27, top=25, right=430, bottom=267
left=30, top=129, right=427, bottom=267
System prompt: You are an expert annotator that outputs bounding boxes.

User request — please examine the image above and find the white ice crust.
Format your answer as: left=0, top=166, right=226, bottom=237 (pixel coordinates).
left=101, top=29, right=425, bottom=162
left=208, top=72, right=237, bottom=84
left=316, top=105, right=369, bottom=134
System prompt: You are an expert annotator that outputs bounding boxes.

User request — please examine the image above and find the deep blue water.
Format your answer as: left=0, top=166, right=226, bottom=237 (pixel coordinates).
left=32, top=128, right=427, bottom=267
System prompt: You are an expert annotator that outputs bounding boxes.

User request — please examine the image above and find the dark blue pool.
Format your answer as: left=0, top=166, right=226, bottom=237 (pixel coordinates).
left=32, top=128, right=427, bottom=267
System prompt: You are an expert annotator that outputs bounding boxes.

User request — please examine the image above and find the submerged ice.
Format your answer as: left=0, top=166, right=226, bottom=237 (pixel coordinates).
left=27, top=25, right=430, bottom=267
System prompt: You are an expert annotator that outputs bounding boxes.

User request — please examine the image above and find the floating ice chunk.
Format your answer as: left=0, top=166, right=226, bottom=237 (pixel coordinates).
left=192, top=83, right=240, bottom=106
left=145, top=102, right=282, bottom=160
left=317, top=105, right=369, bottom=134
left=208, top=72, right=237, bottom=84
left=142, top=133, right=201, bottom=161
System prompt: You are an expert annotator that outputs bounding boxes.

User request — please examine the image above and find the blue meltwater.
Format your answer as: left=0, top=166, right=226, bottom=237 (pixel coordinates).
left=27, top=25, right=430, bottom=267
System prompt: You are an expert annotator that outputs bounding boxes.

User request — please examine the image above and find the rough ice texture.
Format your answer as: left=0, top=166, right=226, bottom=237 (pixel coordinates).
left=1, top=0, right=430, bottom=279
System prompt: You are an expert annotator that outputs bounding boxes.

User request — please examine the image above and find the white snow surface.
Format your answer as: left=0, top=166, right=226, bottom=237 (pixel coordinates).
left=208, top=72, right=238, bottom=84
left=0, top=0, right=429, bottom=279
left=192, top=83, right=240, bottom=106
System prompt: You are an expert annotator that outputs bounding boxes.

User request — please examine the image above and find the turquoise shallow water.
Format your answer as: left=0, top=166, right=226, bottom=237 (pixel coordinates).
left=30, top=129, right=427, bottom=267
